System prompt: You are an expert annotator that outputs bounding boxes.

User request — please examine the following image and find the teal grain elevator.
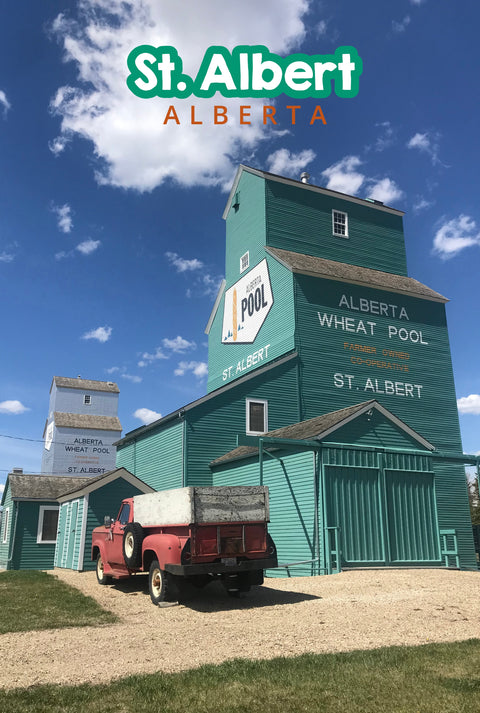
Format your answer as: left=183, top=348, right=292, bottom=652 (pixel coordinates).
left=115, top=165, right=477, bottom=576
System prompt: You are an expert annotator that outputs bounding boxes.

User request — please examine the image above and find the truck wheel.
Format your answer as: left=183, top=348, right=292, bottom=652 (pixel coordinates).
left=122, top=522, right=144, bottom=568
left=149, top=559, right=174, bottom=605
left=96, top=554, right=111, bottom=585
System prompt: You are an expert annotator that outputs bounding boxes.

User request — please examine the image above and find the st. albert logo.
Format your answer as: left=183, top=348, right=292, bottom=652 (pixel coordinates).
left=222, top=259, right=273, bottom=344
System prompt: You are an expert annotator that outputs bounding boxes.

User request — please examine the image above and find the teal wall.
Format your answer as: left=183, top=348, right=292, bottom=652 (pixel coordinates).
left=9, top=501, right=58, bottom=570
left=83, top=478, right=145, bottom=571
left=207, top=255, right=295, bottom=392
left=116, top=420, right=184, bottom=492
left=0, top=482, right=14, bottom=569
left=265, top=178, right=407, bottom=275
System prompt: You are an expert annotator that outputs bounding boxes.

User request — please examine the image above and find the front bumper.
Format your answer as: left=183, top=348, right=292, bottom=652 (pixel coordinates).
left=164, top=556, right=278, bottom=576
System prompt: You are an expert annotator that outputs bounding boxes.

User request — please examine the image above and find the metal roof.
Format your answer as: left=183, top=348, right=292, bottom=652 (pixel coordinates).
left=210, top=400, right=435, bottom=466
left=223, top=165, right=405, bottom=220
left=53, top=412, right=122, bottom=431
left=52, top=376, right=120, bottom=393
left=267, top=247, right=448, bottom=303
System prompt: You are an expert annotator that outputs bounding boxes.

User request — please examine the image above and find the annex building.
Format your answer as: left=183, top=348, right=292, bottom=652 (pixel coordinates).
left=114, top=165, right=478, bottom=576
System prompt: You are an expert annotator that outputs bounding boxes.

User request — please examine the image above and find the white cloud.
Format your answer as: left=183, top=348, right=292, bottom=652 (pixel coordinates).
left=392, top=15, right=411, bottom=33
left=457, top=395, right=480, bottom=415
left=52, top=203, right=73, bottom=233
left=0, top=483, right=4, bottom=495
left=370, top=121, right=395, bottom=152
left=321, top=155, right=404, bottom=205
left=0, top=251, right=14, bottom=263
left=49, top=0, right=309, bottom=192
left=76, top=239, right=101, bottom=255
left=410, top=0, right=426, bottom=5
left=162, top=336, right=196, bottom=353
left=266, top=148, right=316, bottom=179
left=165, top=252, right=203, bottom=273
left=0, top=400, right=30, bottom=415
left=315, top=20, right=328, bottom=36
left=407, top=131, right=441, bottom=165
left=138, top=347, right=168, bottom=367
left=82, top=326, right=112, bottom=343
left=0, top=90, right=11, bottom=117
left=134, top=407, right=162, bottom=425
left=412, top=196, right=434, bottom=213
left=174, top=361, right=208, bottom=379
left=433, top=215, right=480, bottom=259
left=106, top=366, right=120, bottom=374
left=367, top=178, right=404, bottom=205
left=321, top=156, right=365, bottom=195
left=121, top=373, right=142, bottom=384
left=49, top=135, right=70, bottom=156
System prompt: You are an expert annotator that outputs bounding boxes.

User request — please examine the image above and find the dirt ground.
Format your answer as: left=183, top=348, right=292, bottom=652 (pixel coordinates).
left=1, top=568, right=480, bottom=690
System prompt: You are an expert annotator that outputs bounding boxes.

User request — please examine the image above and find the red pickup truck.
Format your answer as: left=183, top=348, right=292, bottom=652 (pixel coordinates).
left=91, top=486, right=277, bottom=605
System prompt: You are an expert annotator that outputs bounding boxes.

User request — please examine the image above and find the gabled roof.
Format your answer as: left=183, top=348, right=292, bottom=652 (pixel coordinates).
left=223, top=165, right=405, bottom=220
left=53, top=412, right=122, bottom=431
left=52, top=376, right=119, bottom=393
left=210, top=400, right=435, bottom=467
left=57, top=467, right=154, bottom=502
left=267, top=247, right=448, bottom=303
left=6, top=475, right=93, bottom=502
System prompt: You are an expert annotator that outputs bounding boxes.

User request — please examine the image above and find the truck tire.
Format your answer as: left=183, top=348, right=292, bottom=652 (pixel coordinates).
left=122, top=522, right=144, bottom=568
left=149, top=559, right=174, bottom=605
left=96, top=553, right=111, bottom=585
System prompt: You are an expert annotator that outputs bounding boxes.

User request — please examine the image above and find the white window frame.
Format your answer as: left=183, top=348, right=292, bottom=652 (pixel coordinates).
left=2, top=507, right=9, bottom=544
left=83, top=394, right=91, bottom=405
left=332, top=210, right=349, bottom=238
left=246, top=398, right=268, bottom=435
left=37, top=506, right=59, bottom=545
left=240, top=251, right=250, bottom=274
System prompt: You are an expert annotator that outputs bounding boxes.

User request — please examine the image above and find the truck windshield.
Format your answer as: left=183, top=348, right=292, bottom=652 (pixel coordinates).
left=118, top=503, right=130, bottom=525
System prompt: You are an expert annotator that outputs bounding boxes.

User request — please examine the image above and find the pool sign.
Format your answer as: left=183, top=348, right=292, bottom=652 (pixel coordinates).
left=222, top=259, right=273, bottom=344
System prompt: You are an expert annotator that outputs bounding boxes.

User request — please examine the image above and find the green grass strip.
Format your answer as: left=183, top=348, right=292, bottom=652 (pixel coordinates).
left=1, top=640, right=480, bottom=712
left=0, top=570, right=117, bottom=633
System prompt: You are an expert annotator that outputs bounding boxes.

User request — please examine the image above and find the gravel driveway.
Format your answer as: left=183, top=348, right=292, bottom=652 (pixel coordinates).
left=1, top=568, right=480, bottom=690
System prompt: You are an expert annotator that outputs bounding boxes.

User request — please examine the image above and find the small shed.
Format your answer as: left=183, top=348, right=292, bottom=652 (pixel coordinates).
left=55, top=467, right=154, bottom=571
left=0, top=473, right=91, bottom=570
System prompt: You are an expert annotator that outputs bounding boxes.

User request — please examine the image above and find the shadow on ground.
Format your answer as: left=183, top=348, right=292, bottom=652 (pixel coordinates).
left=109, top=576, right=320, bottom=612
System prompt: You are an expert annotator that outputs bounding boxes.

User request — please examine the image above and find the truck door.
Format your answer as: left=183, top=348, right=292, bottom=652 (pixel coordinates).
left=110, top=502, right=131, bottom=567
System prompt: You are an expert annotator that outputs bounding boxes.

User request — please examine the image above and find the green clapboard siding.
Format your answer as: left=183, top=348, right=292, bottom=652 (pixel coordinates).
left=0, top=483, right=14, bottom=569
left=11, top=501, right=58, bottom=570
left=83, top=478, right=145, bottom=571
left=116, top=420, right=184, bottom=492
left=265, top=179, right=407, bottom=275
left=207, top=254, right=295, bottom=393
left=187, top=359, right=300, bottom=487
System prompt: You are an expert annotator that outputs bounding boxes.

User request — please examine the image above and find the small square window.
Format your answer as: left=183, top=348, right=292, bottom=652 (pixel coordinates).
left=246, top=399, right=268, bottom=435
left=37, top=506, right=59, bottom=544
left=332, top=210, right=348, bottom=238
left=240, top=251, right=250, bottom=273
left=84, top=394, right=91, bottom=405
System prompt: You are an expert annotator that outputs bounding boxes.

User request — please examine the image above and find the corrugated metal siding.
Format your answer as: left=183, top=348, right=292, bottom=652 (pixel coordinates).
left=326, top=466, right=385, bottom=565
left=115, top=421, right=184, bottom=492
left=386, top=470, right=440, bottom=562
left=265, top=179, right=407, bottom=275
left=83, top=478, right=145, bottom=571
left=0, top=483, right=14, bottom=569
left=187, top=359, right=300, bottom=487
left=12, top=502, right=58, bottom=570
left=207, top=254, right=296, bottom=393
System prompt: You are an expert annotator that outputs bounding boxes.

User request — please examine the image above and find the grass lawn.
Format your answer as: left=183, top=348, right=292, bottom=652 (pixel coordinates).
left=1, top=639, right=480, bottom=712
left=0, top=570, right=117, bottom=633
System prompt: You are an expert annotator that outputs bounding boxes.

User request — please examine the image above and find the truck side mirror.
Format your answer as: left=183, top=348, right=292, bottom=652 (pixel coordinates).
left=104, top=515, right=113, bottom=528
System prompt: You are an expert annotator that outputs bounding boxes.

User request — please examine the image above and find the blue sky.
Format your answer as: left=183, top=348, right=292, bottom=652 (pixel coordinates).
left=1, top=0, right=479, bottom=488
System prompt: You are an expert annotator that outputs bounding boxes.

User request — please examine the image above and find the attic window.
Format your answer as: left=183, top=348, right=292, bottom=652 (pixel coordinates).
left=332, top=210, right=348, bottom=238
left=246, top=398, right=268, bottom=435
left=37, top=506, right=59, bottom=544
left=240, top=251, right=250, bottom=273
left=84, top=394, right=91, bottom=405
